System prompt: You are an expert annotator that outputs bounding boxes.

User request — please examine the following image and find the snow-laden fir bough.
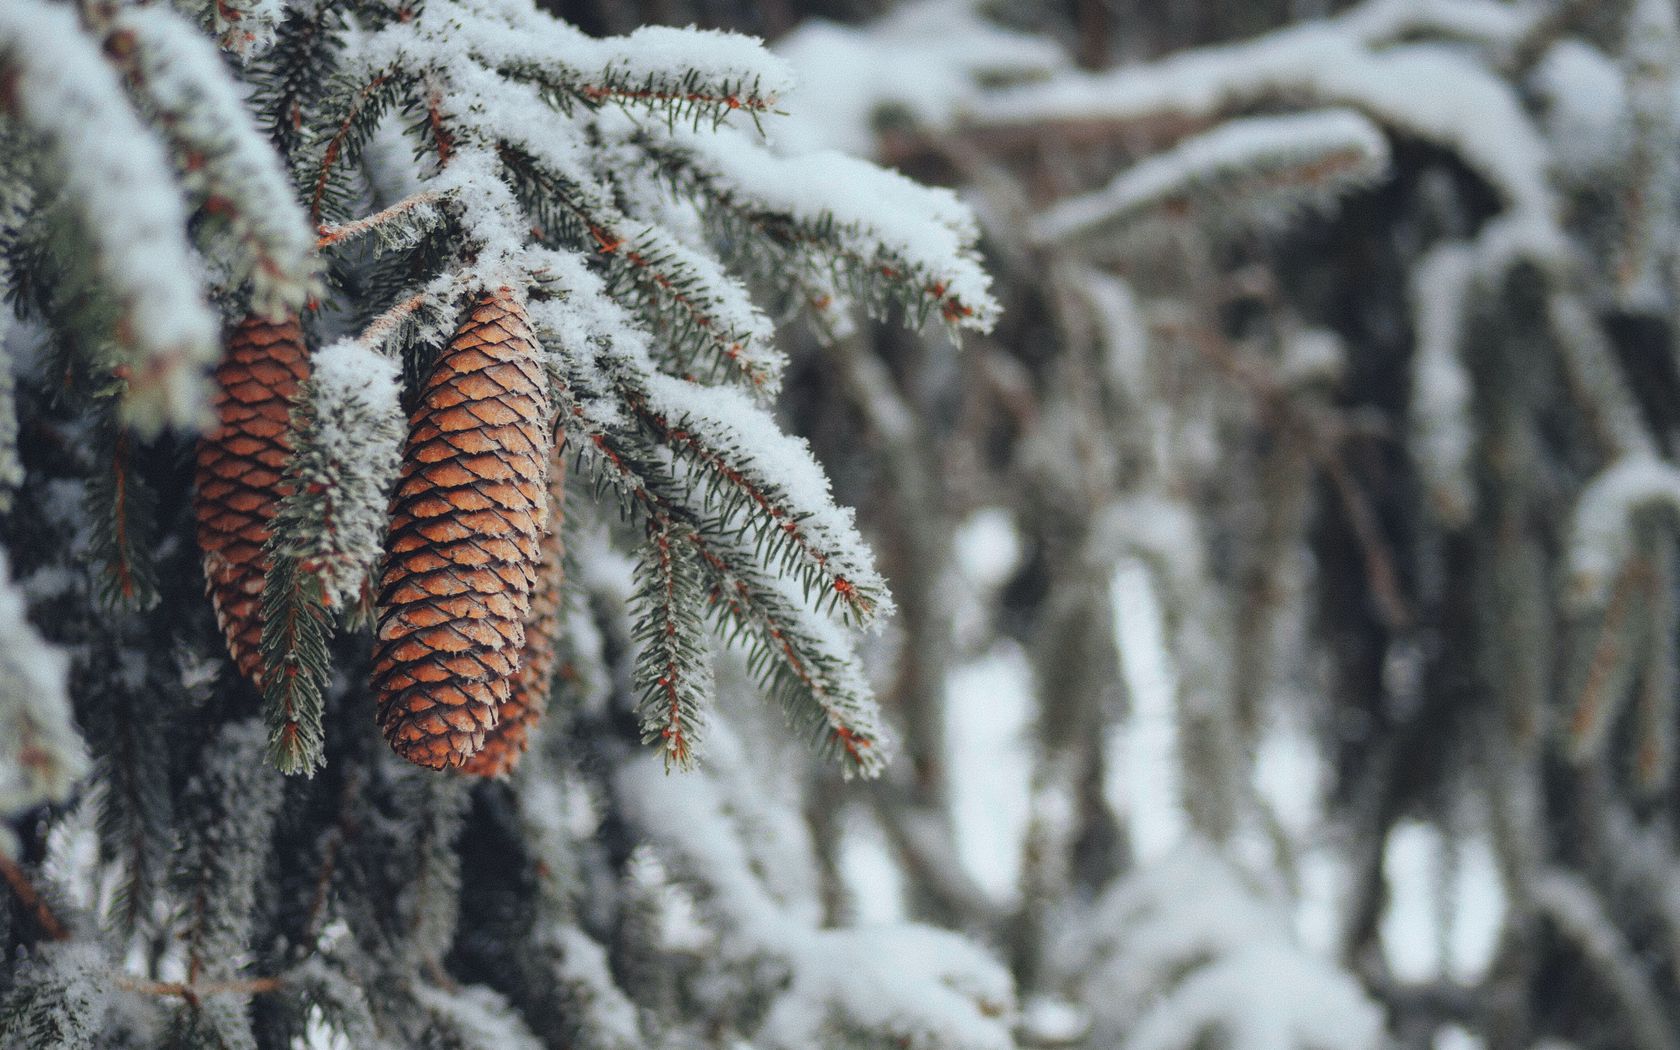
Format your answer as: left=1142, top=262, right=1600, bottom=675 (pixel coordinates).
left=0, top=0, right=996, bottom=781
left=0, top=0, right=1011, bottom=1044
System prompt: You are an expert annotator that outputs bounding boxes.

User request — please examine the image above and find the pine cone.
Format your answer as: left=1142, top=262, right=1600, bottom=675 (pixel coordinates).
left=372, top=289, right=550, bottom=770
left=195, top=314, right=310, bottom=685
left=463, top=449, right=566, bottom=778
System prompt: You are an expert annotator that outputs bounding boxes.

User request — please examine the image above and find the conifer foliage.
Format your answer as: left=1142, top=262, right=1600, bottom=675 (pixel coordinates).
left=0, top=0, right=1005, bottom=1046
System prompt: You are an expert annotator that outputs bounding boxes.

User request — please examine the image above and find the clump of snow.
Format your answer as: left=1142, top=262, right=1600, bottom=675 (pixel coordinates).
left=187, top=0, right=286, bottom=58
left=2, top=941, right=114, bottom=1047
left=1531, top=41, right=1631, bottom=183
left=416, top=983, right=545, bottom=1050
left=673, top=128, right=998, bottom=330
left=620, top=737, right=1016, bottom=1050
left=543, top=925, right=643, bottom=1049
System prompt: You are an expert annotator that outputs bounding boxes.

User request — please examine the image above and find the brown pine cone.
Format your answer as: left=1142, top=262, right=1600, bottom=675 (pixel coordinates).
left=463, top=448, right=566, bottom=778
left=195, top=314, right=310, bottom=686
left=372, top=288, right=551, bottom=770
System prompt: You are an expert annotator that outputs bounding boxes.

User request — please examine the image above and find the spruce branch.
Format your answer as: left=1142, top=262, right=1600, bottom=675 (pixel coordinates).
left=304, top=67, right=408, bottom=226
left=85, top=403, right=161, bottom=612
left=105, top=4, right=319, bottom=317
left=0, top=550, right=87, bottom=816
left=82, top=648, right=174, bottom=941
left=0, top=0, right=219, bottom=432
left=173, top=720, right=284, bottom=985
left=557, top=393, right=890, bottom=777
left=259, top=554, right=331, bottom=776
left=631, top=517, right=714, bottom=770
left=249, top=4, right=341, bottom=166
left=1032, top=109, right=1391, bottom=247
left=623, top=128, right=999, bottom=331
left=496, top=146, right=783, bottom=392
left=315, top=190, right=447, bottom=252
left=1567, top=553, right=1651, bottom=763
left=175, top=0, right=288, bottom=59
left=624, top=378, right=891, bottom=628
left=0, top=942, right=113, bottom=1047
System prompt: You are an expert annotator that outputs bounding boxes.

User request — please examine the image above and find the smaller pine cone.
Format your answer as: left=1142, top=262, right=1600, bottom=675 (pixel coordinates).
left=372, top=289, right=550, bottom=770
left=195, top=315, right=310, bottom=685
left=463, top=448, right=566, bottom=778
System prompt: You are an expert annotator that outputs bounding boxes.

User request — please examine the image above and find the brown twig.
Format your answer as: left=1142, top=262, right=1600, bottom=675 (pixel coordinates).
left=118, top=974, right=283, bottom=1003
left=0, top=852, right=69, bottom=941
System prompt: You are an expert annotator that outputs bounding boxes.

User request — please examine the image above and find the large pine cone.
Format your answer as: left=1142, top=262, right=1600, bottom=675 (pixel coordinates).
left=463, top=449, right=566, bottom=778
left=372, top=289, right=550, bottom=769
left=195, top=314, right=310, bottom=685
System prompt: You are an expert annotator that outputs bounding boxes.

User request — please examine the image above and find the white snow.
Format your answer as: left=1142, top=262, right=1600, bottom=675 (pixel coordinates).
left=678, top=127, right=997, bottom=328
left=1063, top=841, right=1384, bottom=1050
left=620, top=739, right=1015, bottom=1050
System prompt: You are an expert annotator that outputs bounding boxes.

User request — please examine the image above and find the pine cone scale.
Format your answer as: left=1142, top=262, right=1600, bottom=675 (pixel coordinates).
left=464, top=448, right=566, bottom=778
left=194, top=314, right=310, bottom=685
left=372, top=288, right=550, bottom=770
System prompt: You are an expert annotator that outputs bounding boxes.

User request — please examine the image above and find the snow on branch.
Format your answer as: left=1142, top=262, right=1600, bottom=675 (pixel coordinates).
left=315, top=190, right=448, bottom=254
left=418, top=68, right=785, bottom=391
left=110, top=4, right=319, bottom=317
left=542, top=327, right=890, bottom=775
left=981, top=15, right=1556, bottom=234
left=597, top=220, right=782, bottom=393
left=1533, top=870, right=1677, bottom=1050
left=1566, top=456, right=1680, bottom=610
left=507, top=25, right=791, bottom=128
left=0, top=942, right=114, bottom=1047
left=274, top=338, right=405, bottom=613
left=262, top=338, right=403, bottom=775
left=1032, top=109, right=1389, bottom=246
left=0, top=0, right=219, bottom=432
left=557, top=387, right=892, bottom=778
left=632, top=373, right=894, bottom=629
left=635, top=126, right=999, bottom=330
left=376, top=2, right=792, bottom=130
